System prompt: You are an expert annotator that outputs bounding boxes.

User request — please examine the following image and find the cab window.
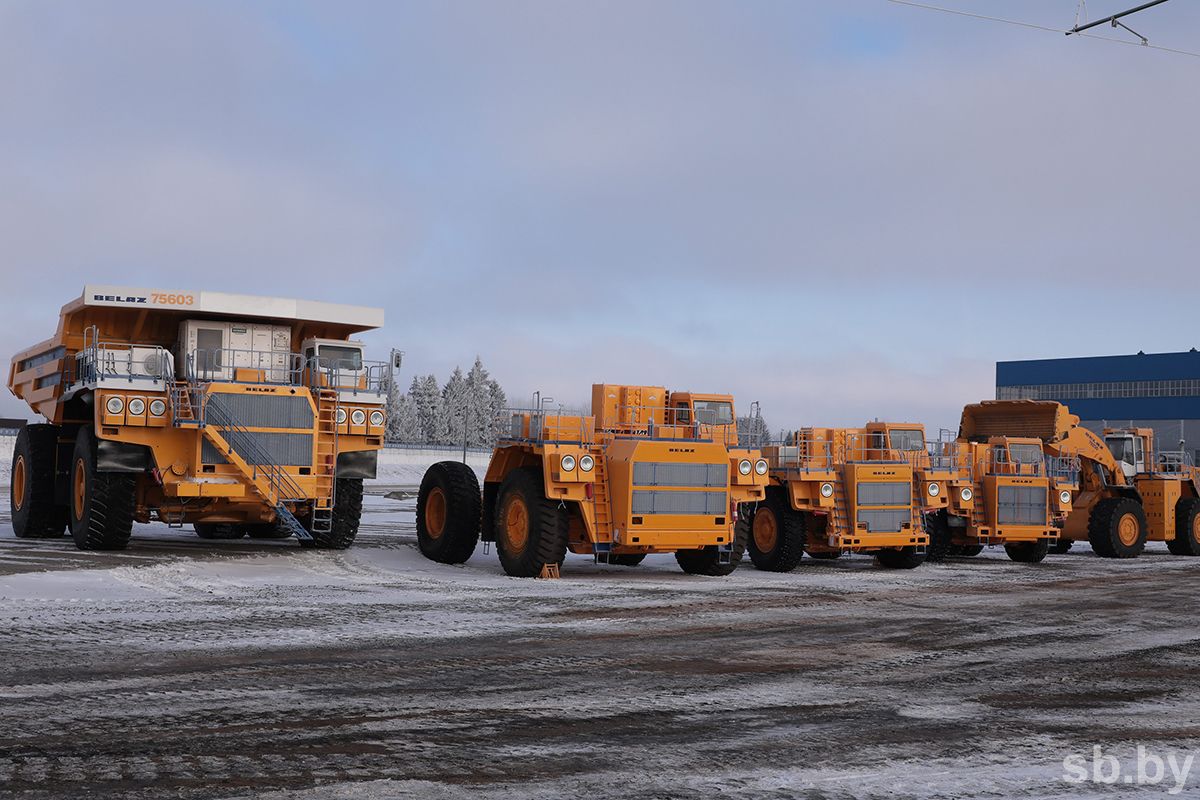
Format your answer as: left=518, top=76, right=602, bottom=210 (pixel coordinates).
left=692, top=400, right=733, bottom=426
left=888, top=429, right=925, bottom=451
left=317, top=345, right=363, bottom=371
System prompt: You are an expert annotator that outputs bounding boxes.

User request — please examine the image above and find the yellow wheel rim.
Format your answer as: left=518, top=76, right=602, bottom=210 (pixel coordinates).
left=503, top=494, right=530, bottom=553
left=1117, top=512, right=1140, bottom=547
left=1192, top=513, right=1200, bottom=545
left=73, top=458, right=87, bottom=520
left=12, top=455, right=26, bottom=511
left=753, top=507, right=778, bottom=553
left=425, top=487, right=447, bottom=539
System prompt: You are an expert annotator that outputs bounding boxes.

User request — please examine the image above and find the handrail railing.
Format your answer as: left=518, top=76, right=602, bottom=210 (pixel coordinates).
left=202, top=393, right=306, bottom=502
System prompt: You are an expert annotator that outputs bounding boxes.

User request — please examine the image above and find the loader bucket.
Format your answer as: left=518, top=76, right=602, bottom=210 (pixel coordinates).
left=959, top=400, right=1078, bottom=443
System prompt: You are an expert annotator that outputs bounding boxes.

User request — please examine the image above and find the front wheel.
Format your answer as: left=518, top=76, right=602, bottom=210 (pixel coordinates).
left=1087, top=497, right=1147, bottom=559
left=1167, top=498, right=1200, bottom=556
left=876, top=547, right=925, bottom=570
left=69, top=428, right=135, bottom=551
left=417, top=461, right=482, bottom=564
left=494, top=468, right=568, bottom=577
left=306, top=478, right=363, bottom=549
left=924, top=510, right=952, bottom=563
left=676, top=516, right=747, bottom=577
left=608, top=553, right=647, bottom=567
left=1049, top=539, right=1073, bottom=554
left=1005, top=540, right=1050, bottom=564
left=745, top=488, right=805, bottom=572
left=195, top=523, right=244, bottom=540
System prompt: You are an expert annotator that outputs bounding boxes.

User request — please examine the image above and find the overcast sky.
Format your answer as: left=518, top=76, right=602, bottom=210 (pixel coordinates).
left=2, top=1, right=1198, bottom=431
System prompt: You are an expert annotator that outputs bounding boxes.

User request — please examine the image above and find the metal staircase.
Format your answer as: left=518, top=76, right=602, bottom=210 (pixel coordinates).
left=831, top=477, right=850, bottom=548
left=171, top=387, right=315, bottom=542
left=589, top=448, right=614, bottom=562
left=311, top=388, right=340, bottom=537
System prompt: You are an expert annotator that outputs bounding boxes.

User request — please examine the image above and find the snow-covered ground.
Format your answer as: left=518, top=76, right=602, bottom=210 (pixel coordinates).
left=3, top=490, right=1200, bottom=799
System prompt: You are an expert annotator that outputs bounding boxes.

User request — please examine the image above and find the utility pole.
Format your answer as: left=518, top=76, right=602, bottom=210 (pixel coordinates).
left=1066, top=0, right=1170, bottom=44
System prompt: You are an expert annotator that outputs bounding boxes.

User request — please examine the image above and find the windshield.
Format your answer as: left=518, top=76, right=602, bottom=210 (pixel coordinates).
left=888, top=429, right=925, bottom=451
left=317, top=345, right=363, bottom=371
left=1007, top=444, right=1044, bottom=465
left=1106, top=436, right=1135, bottom=464
left=693, top=400, right=734, bottom=426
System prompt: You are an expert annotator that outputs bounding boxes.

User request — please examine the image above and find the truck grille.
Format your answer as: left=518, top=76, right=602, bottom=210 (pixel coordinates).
left=997, top=486, right=1048, bottom=525
left=856, top=509, right=910, bottom=532
left=633, top=462, right=726, bottom=488
left=205, top=393, right=313, bottom=429
left=632, top=490, right=726, bottom=515
left=202, top=433, right=313, bottom=467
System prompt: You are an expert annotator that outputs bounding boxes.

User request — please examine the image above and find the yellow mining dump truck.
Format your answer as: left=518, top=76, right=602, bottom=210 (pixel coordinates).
left=745, top=423, right=932, bottom=571
left=414, top=384, right=769, bottom=577
left=8, top=285, right=395, bottom=550
left=919, top=406, right=1079, bottom=564
left=955, top=400, right=1200, bottom=559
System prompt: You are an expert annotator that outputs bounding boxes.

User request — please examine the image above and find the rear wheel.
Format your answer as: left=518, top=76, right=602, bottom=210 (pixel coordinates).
left=676, top=513, right=747, bottom=577
left=194, top=523, right=243, bottom=540
left=745, top=488, right=805, bottom=572
left=608, top=553, right=647, bottom=567
left=10, top=424, right=68, bottom=539
left=417, top=461, right=481, bottom=564
left=924, top=510, right=952, bottom=563
left=238, top=523, right=292, bottom=539
left=68, top=427, right=135, bottom=551
left=876, top=547, right=925, bottom=570
left=1088, top=497, right=1147, bottom=559
left=950, top=544, right=984, bottom=557
left=1167, top=498, right=1200, bottom=556
left=494, top=468, right=568, bottom=577
left=1050, top=539, right=1073, bottom=554
left=807, top=551, right=841, bottom=561
left=1004, top=540, right=1050, bottom=564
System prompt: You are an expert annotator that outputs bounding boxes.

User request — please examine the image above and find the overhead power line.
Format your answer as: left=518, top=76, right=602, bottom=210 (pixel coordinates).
left=1066, top=0, right=1170, bottom=40
left=885, top=0, right=1200, bottom=59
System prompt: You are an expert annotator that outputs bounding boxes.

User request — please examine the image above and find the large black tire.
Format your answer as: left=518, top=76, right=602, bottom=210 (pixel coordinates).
left=1050, top=539, right=1073, bottom=554
left=1004, top=540, right=1050, bottom=564
left=608, top=553, right=647, bottom=567
left=875, top=547, right=925, bottom=570
left=68, top=427, right=135, bottom=551
left=676, top=513, right=747, bottom=577
left=417, top=461, right=481, bottom=564
left=307, top=478, right=363, bottom=549
left=238, top=523, right=293, bottom=539
left=924, top=510, right=952, bottom=563
left=194, top=523, right=243, bottom=539
left=494, top=468, right=568, bottom=577
left=1167, top=497, right=1200, bottom=556
left=949, top=544, right=984, bottom=557
left=10, top=424, right=68, bottom=538
left=807, top=551, right=841, bottom=561
left=745, top=488, right=805, bottom=572
left=1087, top=497, right=1147, bottom=559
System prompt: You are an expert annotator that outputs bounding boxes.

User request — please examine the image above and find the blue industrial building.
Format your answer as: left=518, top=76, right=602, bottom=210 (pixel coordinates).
left=996, top=350, right=1200, bottom=462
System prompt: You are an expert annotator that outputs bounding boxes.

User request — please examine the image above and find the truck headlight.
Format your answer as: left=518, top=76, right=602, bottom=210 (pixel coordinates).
left=351, top=409, right=366, bottom=426
left=336, top=408, right=347, bottom=425
left=127, top=398, right=146, bottom=415
left=369, top=410, right=385, bottom=426
left=820, top=482, right=834, bottom=498
left=928, top=482, right=940, bottom=497
left=738, top=459, right=752, bottom=476
left=1060, top=490, right=1072, bottom=505
left=579, top=455, right=594, bottom=472
left=561, top=455, right=576, bottom=472
left=754, top=459, right=768, bottom=475
left=105, top=396, right=124, bottom=415
left=149, top=399, right=167, bottom=416
left=960, top=487, right=973, bottom=502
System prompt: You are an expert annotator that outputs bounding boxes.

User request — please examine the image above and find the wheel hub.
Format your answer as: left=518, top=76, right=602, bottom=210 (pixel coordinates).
left=753, top=508, right=778, bottom=552
left=73, top=458, right=86, bottom=520
left=425, top=487, right=447, bottom=539
left=12, top=455, right=26, bottom=511
left=1117, top=512, right=1140, bottom=547
left=503, top=496, right=530, bottom=552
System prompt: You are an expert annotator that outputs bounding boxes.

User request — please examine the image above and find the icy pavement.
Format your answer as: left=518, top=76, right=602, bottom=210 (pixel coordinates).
left=2, top=491, right=1200, bottom=799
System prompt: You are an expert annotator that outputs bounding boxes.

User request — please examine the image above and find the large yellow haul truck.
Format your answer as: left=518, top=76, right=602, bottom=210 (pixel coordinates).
left=415, top=384, right=769, bottom=577
left=8, top=286, right=394, bottom=550
left=954, top=400, right=1200, bottom=559
left=917, top=407, right=1079, bottom=564
left=745, top=423, right=933, bottom=571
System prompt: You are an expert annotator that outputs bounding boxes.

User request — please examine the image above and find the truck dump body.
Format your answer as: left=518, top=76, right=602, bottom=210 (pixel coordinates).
left=416, top=384, right=768, bottom=577
left=8, top=286, right=390, bottom=550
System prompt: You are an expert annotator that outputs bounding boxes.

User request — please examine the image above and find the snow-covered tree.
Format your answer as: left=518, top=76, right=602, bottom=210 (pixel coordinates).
left=411, top=375, right=444, bottom=445
left=441, top=367, right=470, bottom=446
left=737, top=412, right=772, bottom=448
